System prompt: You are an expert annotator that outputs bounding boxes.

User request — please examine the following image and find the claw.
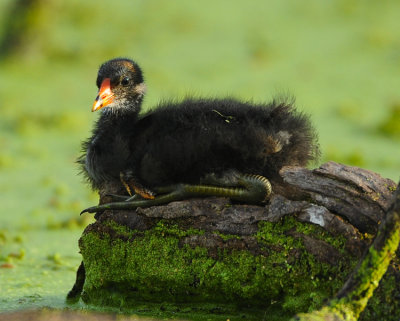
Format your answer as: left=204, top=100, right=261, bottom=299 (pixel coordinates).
left=79, top=203, right=104, bottom=215
left=80, top=207, right=93, bottom=215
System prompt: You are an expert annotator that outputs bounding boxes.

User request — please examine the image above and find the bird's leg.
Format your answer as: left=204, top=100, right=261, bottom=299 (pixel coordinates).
left=186, top=172, right=272, bottom=204
left=104, top=194, right=131, bottom=202
left=104, top=173, right=155, bottom=202
left=120, top=171, right=156, bottom=200
left=80, top=172, right=272, bottom=214
left=81, top=185, right=185, bottom=214
left=104, top=173, right=156, bottom=202
left=105, top=193, right=142, bottom=202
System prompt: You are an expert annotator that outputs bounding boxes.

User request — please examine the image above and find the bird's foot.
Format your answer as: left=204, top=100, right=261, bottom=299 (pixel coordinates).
left=120, top=171, right=156, bottom=199
left=80, top=185, right=184, bottom=214
left=80, top=173, right=272, bottom=214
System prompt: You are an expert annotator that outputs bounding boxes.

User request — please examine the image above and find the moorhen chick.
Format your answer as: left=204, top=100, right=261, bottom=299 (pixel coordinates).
left=79, top=58, right=319, bottom=213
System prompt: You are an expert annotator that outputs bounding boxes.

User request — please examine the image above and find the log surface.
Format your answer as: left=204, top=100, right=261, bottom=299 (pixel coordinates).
left=81, top=161, right=399, bottom=320
left=94, top=161, right=396, bottom=259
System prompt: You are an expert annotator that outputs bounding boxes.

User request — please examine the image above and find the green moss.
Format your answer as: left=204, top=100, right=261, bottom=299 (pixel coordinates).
left=258, top=216, right=348, bottom=252
left=293, top=305, right=353, bottom=321
left=256, top=218, right=355, bottom=312
left=361, top=272, right=400, bottom=320
left=152, top=220, right=205, bottom=238
left=79, top=215, right=357, bottom=319
left=78, top=209, right=400, bottom=320
left=101, top=220, right=205, bottom=240
left=103, top=220, right=139, bottom=239
left=212, top=231, right=241, bottom=241
left=330, top=214, right=400, bottom=320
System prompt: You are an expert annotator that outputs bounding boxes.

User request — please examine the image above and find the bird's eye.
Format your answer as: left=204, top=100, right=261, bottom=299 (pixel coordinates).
left=121, top=77, right=130, bottom=86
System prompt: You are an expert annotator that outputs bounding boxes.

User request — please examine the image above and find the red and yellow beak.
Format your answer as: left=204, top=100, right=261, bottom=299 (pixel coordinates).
left=92, top=78, right=114, bottom=112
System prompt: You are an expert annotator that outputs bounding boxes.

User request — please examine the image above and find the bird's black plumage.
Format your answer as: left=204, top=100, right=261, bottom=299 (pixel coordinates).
left=79, top=58, right=319, bottom=196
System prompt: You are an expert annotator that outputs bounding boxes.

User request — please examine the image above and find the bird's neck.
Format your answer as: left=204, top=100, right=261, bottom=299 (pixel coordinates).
left=100, top=100, right=141, bottom=119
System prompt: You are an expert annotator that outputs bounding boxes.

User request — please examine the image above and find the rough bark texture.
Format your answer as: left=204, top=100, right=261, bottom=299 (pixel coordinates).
left=78, top=161, right=399, bottom=321
left=291, top=178, right=400, bottom=321
left=280, top=162, right=395, bottom=234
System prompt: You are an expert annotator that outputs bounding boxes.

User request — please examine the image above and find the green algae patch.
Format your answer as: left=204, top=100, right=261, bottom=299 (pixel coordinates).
left=331, top=212, right=400, bottom=321
left=79, top=216, right=356, bottom=319
left=378, top=104, right=400, bottom=140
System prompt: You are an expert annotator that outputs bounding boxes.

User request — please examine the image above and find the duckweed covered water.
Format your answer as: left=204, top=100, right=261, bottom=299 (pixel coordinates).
left=0, top=0, right=399, bottom=319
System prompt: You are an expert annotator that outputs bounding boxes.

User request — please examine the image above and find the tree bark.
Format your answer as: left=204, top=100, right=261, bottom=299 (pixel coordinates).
left=291, top=178, right=400, bottom=320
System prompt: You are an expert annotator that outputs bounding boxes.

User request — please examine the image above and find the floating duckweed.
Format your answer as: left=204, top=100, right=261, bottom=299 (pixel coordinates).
left=54, top=184, right=69, bottom=196
left=47, top=253, right=63, bottom=265
left=378, top=104, right=400, bottom=140
left=0, top=154, right=15, bottom=169
left=323, top=147, right=365, bottom=168
left=336, top=100, right=362, bottom=121
left=14, top=111, right=88, bottom=136
left=47, top=215, right=94, bottom=230
left=8, top=249, right=25, bottom=260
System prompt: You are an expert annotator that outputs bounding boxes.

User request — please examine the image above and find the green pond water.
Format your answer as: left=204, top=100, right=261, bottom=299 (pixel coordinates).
left=0, top=0, right=399, bottom=319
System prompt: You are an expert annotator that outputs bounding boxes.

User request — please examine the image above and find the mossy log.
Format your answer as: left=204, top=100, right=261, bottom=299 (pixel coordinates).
left=75, top=161, right=399, bottom=321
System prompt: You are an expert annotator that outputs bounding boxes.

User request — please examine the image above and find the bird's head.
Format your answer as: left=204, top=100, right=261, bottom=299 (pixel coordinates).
left=92, top=58, right=146, bottom=113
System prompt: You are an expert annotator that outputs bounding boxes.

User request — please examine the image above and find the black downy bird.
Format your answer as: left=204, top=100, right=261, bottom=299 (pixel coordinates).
left=79, top=58, right=319, bottom=213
